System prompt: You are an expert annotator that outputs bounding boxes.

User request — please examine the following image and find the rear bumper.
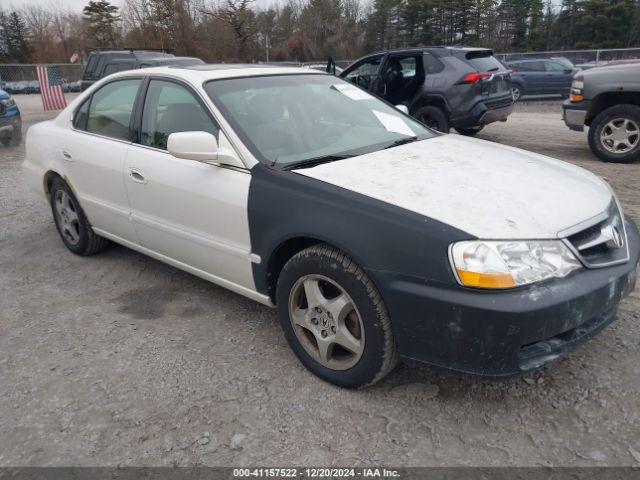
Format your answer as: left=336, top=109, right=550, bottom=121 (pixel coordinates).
left=563, top=99, right=590, bottom=131
left=452, top=96, right=514, bottom=128
left=370, top=218, right=640, bottom=377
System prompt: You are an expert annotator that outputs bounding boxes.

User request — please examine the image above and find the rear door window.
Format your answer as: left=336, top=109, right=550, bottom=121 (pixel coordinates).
left=399, top=57, right=416, bottom=79
left=523, top=61, right=546, bottom=71
left=86, top=79, right=141, bottom=141
left=73, top=98, right=90, bottom=130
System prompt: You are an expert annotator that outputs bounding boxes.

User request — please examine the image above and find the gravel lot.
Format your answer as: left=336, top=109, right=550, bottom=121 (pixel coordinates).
left=1, top=95, right=639, bottom=467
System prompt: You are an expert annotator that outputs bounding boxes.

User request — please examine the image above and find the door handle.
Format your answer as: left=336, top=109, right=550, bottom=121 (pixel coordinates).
left=129, top=168, right=147, bottom=184
left=61, top=150, right=73, bottom=161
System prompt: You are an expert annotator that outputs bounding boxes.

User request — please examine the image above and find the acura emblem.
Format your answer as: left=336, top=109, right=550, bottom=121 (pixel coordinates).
left=604, top=224, right=624, bottom=249
left=611, top=226, right=624, bottom=249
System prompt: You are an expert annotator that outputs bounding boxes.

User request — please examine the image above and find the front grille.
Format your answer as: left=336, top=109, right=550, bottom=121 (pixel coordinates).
left=484, top=97, right=513, bottom=110
left=563, top=201, right=629, bottom=268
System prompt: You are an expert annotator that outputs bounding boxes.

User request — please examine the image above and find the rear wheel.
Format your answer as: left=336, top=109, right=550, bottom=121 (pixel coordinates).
left=588, top=104, right=640, bottom=163
left=455, top=125, right=484, bottom=136
left=276, top=245, right=398, bottom=388
left=49, top=177, right=110, bottom=255
left=511, top=85, right=523, bottom=102
left=414, top=106, right=449, bottom=133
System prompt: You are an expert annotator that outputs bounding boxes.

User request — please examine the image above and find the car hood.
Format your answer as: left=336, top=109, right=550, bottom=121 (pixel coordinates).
left=294, top=134, right=612, bottom=239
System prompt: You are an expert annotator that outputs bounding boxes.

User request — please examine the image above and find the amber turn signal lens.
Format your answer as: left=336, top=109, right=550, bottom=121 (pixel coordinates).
left=571, top=94, right=584, bottom=102
left=456, top=270, right=517, bottom=289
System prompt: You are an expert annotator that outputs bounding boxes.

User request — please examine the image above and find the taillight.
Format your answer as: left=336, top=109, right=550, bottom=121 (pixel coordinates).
left=461, top=72, right=492, bottom=84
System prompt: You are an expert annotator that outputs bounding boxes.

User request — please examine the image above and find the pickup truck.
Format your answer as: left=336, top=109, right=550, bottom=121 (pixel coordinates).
left=563, top=63, right=640, bottom=163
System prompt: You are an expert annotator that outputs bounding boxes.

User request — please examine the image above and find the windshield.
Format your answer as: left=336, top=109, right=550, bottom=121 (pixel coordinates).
left=204, top=74, right=433, bottom=167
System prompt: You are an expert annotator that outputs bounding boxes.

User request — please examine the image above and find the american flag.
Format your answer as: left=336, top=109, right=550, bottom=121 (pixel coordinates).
left=36, top=65, right=67, bottom=111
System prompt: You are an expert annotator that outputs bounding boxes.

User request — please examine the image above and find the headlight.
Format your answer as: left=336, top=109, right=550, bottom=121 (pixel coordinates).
left=2, top=98, right=16, bottom=109
left=450, top=240, right=581, bottom=289
left=570, top=76, right=584, bottom=102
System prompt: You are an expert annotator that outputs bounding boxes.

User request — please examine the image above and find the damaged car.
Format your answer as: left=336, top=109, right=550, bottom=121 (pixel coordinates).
left=24, top=65, right=639, bottom=388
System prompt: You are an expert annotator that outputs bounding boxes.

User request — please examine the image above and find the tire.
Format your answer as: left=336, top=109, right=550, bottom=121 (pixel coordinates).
left=49, top=177, right=110, bottom=255
left=588, top=104, right=640, bottom=164
left=276, top=244, right=398, bottom=388
left=511, top=85, right=523, bottom=102
left=1, top=129, right=21, bottom=147
left=455, top=125, right=484, bottom=136
left=414, top=106, right=449, bottom=133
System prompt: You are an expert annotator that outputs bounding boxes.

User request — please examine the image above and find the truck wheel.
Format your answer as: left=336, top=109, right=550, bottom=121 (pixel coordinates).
left=49, top=177, right=110, bottom=255
left=414, top=106, right=449, bottom=133
left=276, top=244, right=398, bottom=388
left=588, top=104, right=640, bottom=164
left=455, top=126, right=484, bottom=136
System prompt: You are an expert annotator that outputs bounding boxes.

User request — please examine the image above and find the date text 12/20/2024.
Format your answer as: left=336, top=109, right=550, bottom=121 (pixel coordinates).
left=233, top=468, right=401, bottom=478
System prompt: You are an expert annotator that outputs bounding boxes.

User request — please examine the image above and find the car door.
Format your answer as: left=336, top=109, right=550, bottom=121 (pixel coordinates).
left=544, top=60, right=574, bottom=95
left=340, top=55, right=386, bottom=97
left=526, top=61, right=549, bottom=94
left=64, top=77, right=142, bottom=242
left=123, top=77, right=255, bottom=291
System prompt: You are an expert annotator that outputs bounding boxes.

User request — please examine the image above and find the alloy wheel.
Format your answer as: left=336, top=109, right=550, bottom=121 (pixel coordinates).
left=288, top=274, right=365, bottom=370
left=512, top=87, right=521, bottom=101
left=600, top=118, right=639, bottom=154
left=53, top=190, right=80, bottom=245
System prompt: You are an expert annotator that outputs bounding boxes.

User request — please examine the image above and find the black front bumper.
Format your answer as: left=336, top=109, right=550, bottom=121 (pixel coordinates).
left=370, top=219, right=639, bottom=377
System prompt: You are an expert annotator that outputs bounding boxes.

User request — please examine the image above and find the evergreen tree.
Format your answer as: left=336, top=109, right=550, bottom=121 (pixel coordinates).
left=0, top=11, right=32, bottom=62
left=83, top=0, right=120, bottom=48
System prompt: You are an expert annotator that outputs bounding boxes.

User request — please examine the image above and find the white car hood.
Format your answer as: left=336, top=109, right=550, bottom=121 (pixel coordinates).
left=294, top=134, right=612, bottom=239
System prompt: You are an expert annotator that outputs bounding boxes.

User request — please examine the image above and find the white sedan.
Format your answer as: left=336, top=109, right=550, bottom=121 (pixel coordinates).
left=24, top=65, right=639, bottom=387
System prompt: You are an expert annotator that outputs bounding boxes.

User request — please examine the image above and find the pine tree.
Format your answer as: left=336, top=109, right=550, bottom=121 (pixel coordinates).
left=0, top=11, right=32, bottom=62
left=83, top=0, right=120, bottom=48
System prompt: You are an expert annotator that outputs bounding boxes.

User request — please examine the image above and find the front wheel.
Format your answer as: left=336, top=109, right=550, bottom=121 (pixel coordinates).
left=276, top=245, right=398, bottom=388
left=588, top=104, right=640, bottom=163
left=455, top=125, right=484, bottom=136
left=414, top=105, right=449, bottom=133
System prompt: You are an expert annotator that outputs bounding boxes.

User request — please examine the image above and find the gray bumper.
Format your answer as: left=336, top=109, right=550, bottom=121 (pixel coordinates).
left=562, top=99, right=589, bottom=131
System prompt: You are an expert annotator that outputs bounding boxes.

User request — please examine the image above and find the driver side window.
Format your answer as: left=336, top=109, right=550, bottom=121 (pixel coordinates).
left=140, top=79, right=219, bottom=151
left=344, top=57, right=382, bottom=89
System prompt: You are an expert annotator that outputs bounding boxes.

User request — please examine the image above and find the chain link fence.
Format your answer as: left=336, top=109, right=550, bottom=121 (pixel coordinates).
left=496, top=47, right=640, bottom=68
left=0, top=64, right=83, bottom=94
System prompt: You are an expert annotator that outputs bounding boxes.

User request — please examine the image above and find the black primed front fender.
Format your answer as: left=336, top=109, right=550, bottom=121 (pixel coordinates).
left=247, top=164, right=471, bottom=300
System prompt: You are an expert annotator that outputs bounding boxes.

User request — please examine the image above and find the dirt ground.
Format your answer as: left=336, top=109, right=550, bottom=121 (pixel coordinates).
left=1, top=94, right=639, bottom=467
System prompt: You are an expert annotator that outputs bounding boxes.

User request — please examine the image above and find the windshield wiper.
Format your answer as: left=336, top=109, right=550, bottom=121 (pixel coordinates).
left=384, top=136, right=418, bottom=149
left=279, top=153, right=354, bottom=171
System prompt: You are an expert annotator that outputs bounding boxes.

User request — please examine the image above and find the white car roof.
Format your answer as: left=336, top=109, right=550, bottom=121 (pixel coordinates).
left=112, top=64, right=326, bottom=84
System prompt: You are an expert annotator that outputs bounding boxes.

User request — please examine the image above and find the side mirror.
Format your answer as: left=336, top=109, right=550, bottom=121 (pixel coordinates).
left=395, top=104, right=409, bottom=115
left=167, top=131, right=244, bottom=168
